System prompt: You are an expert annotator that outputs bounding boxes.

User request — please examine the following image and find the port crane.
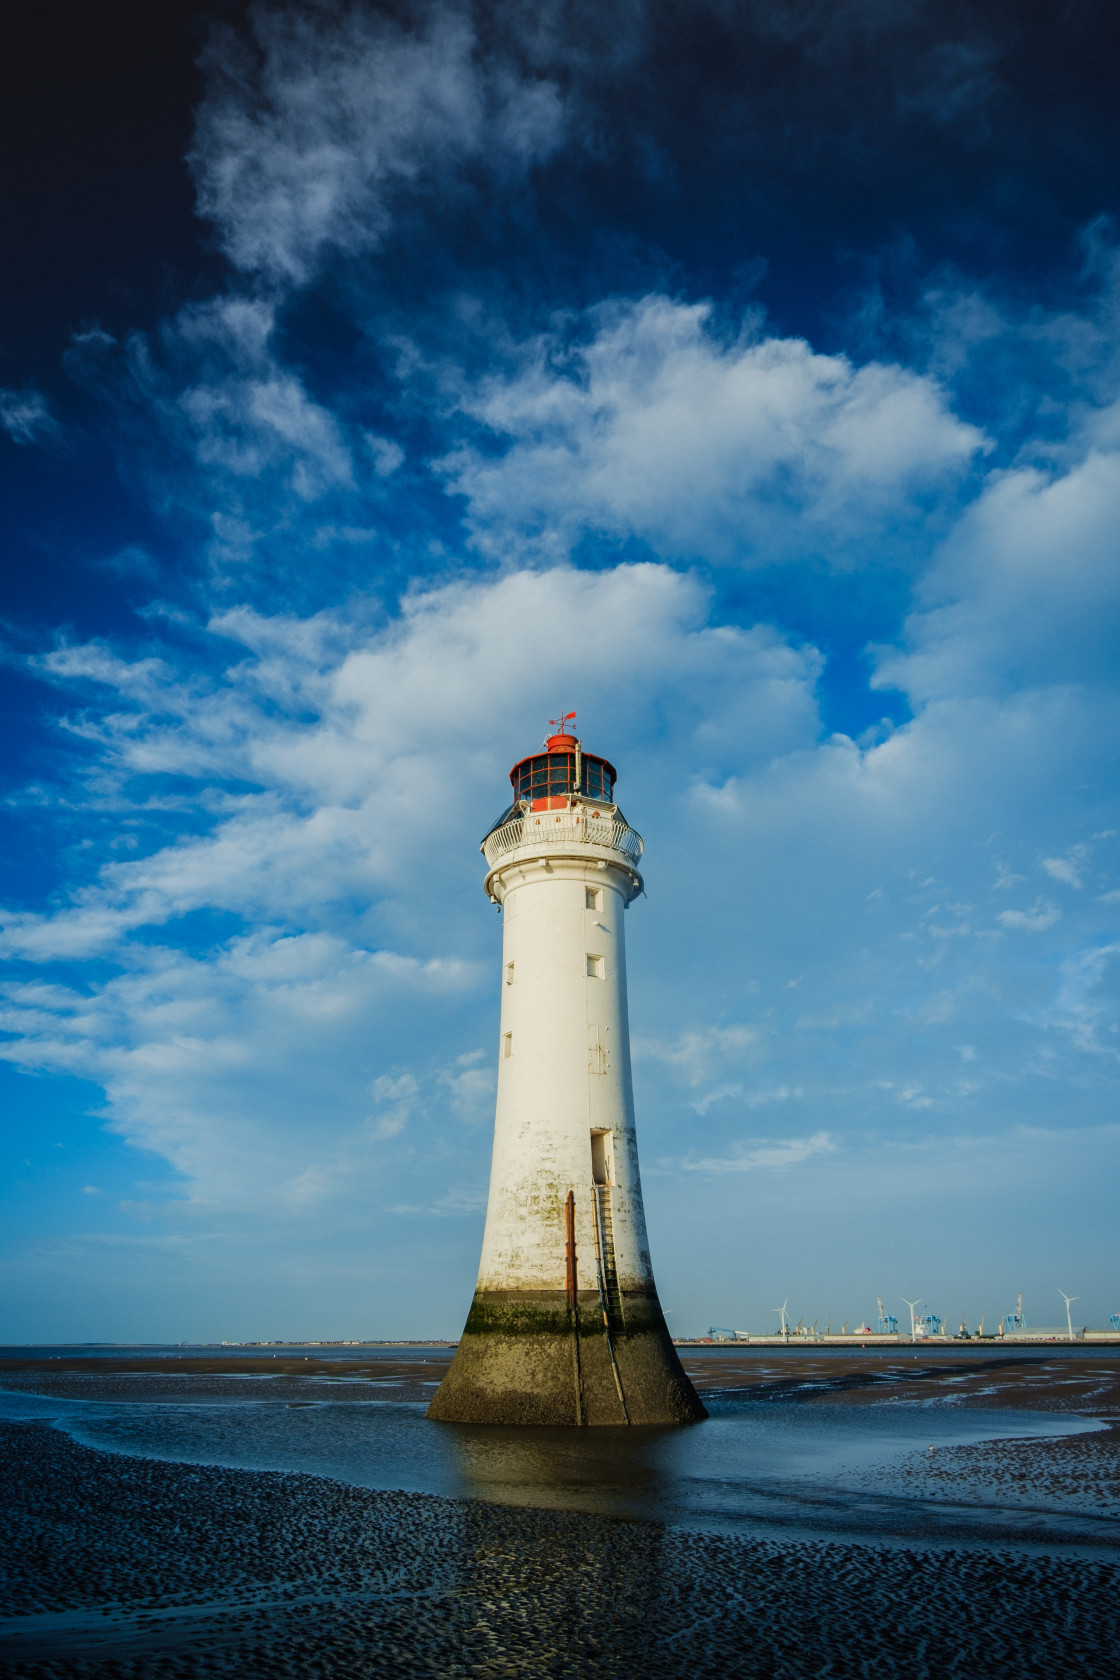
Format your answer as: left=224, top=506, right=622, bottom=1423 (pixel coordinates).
left=1003, top=1293, right=1026, bottom=1333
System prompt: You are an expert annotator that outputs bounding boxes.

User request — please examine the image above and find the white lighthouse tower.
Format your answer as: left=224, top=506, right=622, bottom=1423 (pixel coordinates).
left=429, top=718, right=705, bottom=1427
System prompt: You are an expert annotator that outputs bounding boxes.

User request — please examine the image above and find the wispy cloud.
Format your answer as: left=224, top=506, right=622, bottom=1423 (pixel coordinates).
left=190, top=3, right=565, bottom=284
left=997, top=899, right=1061, bottom=933
left=1042, top=848, right=1087, bottom=889
left=1048, top=943, right=1120, bottom=1057
left=679, top=1130, right=837, bottom=1173
left=636, top=1023, right=759, bottom=1086
left=0, top=386, right=59, bottom=445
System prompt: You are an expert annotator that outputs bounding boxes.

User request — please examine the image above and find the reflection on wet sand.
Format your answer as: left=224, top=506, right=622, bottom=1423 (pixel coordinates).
left=1, top=1421, right=1118, bottom=1678
left=441, top=1419, right=670, bottom=1512
left=1, top=1347, right=1117, bottom=1547
left=437, top=1411, right=1113, bottom=1545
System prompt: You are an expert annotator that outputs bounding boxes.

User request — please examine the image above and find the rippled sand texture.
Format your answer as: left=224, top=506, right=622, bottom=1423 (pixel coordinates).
left=853, top=1429, right=1120, bottom=1518
left=3, top=1421, right=1119, bottom=1679
left=678, top=1350, right=1120, bottom=1415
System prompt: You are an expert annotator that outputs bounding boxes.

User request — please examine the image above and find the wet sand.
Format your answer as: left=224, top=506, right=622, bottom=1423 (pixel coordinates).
left=679, top=1348, right=1120, bottom=1416
left=2, top=1350, right=1119, bottom=1675
left=2, top=1420, right=1118, bottom=1678
left=684, top=1350, right=1120, bottom=1527
left=5, top=1344, right=1119, bottom=1410
left=0, top=1355, right=447, bottom=1408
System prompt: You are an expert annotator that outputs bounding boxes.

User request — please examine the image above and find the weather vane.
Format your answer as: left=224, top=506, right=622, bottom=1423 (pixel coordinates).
left=549, top=709, right=577, bottom=735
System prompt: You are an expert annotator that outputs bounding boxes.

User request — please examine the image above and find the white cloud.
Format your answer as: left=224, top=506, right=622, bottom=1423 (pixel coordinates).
left=874, top=449, right=1120, bottom=702
left=190, top=2, right=564, bottom=284
left=997, top=899, right=1061, bottom=933
left=745, top=1085, right=804, bottom=1107
left=0, top=565, right=825, bottom=1214
left=439, top=1052, right=496, bottom=1124
left=0, top=386, right=59, bottom=446
left=1042, top=850, right=1086, bottom=889
left=636, top=1023, right=759, bottom=1086
left=9, top=549, right=1116, bottom=1239
left=366, top=433, right=404, bottom=476
left=1047, top=943, right=1120, bottom=1057
left=0, top=931, right=474, bottom=1214
left=4, top=498, right=1119, bottom=1290
left=154, top=296, right=355, bottom=510
left=370, top=1071, right=418, bottom=1104
left=439, top=295, right=987, bottom=566
left=5, top=565, right=820, bottom=962
left=680, top=1130, right=837, bottom=1173
left=368, top=1069, right=418, bottom=1139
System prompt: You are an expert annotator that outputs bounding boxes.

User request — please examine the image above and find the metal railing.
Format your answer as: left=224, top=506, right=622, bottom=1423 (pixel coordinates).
left=482, top=810, right=644, bottom=868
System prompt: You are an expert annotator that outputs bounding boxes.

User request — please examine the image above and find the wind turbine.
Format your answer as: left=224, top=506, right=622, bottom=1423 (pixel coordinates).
left=773, top=1299, right=789, bottom=1340
left=900, top=1297, right=921, bottom=1343
left=1058, top=1290, right=1079, bottom=1342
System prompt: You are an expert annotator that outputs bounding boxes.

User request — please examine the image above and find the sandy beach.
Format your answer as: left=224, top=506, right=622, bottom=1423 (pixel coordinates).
left=1, top=1419, right=1118, bottom=1679
left=5, top=1343, right=1119, bottom=1411
left=1, top=1350, right=1118, bottom=1677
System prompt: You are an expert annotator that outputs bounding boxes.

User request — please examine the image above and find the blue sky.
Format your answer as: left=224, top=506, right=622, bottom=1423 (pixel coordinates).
left=2, top=0, right=1119, bottom=1341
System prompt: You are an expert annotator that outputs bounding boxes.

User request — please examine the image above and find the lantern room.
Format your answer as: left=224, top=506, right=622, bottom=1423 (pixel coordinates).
left=508, top=720, right=616, bottom=812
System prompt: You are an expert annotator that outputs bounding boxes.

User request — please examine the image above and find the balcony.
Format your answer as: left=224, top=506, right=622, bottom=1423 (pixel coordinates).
left=481, top=808, right=644, bottom=870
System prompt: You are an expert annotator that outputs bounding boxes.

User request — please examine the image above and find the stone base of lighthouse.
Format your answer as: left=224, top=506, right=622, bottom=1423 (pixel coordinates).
left=427, top=1289, right=706, bottom=1427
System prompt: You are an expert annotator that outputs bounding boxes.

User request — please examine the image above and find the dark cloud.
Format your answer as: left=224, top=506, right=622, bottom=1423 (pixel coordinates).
left=203, top=1, right=1120, bottom=337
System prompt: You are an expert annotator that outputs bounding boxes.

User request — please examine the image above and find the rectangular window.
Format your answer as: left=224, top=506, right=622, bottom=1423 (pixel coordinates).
left=585, top=887, right=603, bottom=911
left=503, top=1033, right=513, bottom=1059
left=590, top=1129, right=611, bottom=1185
left=586, top=954, right=604, bottom=979
left=505, top=963, right=515, bottom=986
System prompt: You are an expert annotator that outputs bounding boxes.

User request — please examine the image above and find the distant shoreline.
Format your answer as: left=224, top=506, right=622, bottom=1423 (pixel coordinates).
left=3, top=1335, right=1119, bottom=1353
left=4, top=1330, right=1114, bottom=1357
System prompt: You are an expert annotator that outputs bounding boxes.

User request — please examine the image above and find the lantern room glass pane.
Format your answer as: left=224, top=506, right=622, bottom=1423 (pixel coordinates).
left=511, top=749, right=615, bottom=803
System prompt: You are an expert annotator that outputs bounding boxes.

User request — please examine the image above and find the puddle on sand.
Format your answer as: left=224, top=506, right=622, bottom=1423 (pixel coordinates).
left=0, top=1378, right=1106, bottom=1547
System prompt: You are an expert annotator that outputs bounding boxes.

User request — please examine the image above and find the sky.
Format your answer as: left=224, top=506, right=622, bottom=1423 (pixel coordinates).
left=2, top=0, right=1119, bottom=1342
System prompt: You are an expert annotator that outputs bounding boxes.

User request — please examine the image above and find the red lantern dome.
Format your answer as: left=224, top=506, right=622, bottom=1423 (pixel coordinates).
left=508, top=714, right=616, bottom=813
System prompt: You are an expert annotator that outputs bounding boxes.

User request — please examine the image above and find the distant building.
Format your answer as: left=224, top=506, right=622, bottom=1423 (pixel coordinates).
left=1007, top=1326, right=1085, bottom=1341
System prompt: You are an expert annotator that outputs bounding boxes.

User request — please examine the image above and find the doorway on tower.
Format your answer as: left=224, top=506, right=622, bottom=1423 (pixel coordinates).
left=589, top=1129, right=623, bottom=1330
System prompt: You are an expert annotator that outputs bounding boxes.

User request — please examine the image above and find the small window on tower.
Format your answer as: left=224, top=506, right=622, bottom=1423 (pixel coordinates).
left=587, top=954, right=605, bottom=979
left=503, top=1033, right=513, bottom=1059
left=505, top=963, right=515, bottom=986
left=585, top=887, right=603, bottom=911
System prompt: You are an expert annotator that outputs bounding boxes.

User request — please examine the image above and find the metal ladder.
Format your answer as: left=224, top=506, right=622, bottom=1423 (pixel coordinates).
left=592, top=1183, right=624, bottom=1330
left=590, top=1182, right=629, bottom=1422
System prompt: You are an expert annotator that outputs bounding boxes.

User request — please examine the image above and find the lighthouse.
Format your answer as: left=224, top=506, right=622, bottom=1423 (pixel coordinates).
left=428, top=718, right=705, bottom=1427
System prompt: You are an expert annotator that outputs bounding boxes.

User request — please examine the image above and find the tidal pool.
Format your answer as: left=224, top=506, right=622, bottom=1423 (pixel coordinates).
left=0, top=1368, right=1105, bottom=1548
